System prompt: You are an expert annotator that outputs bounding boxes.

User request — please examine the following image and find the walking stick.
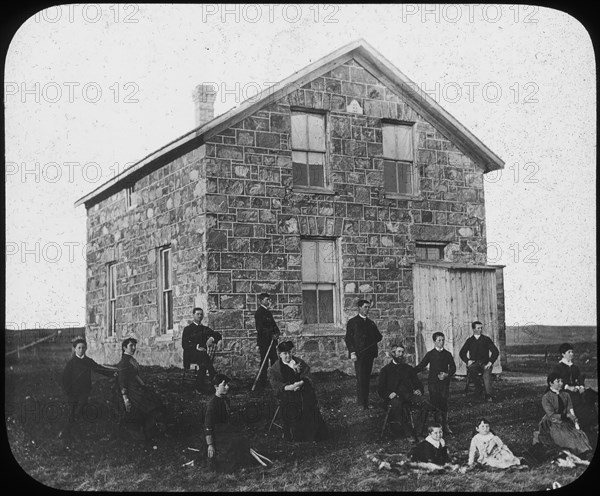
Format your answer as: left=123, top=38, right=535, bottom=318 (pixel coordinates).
left=380, top=403, right=392, bottom=440
left=251, top=339, right=274, bottom=391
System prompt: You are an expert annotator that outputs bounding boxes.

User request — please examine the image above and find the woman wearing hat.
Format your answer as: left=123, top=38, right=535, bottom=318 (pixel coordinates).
left=267, top=341, right=328, bottom=442
left=551, top=343, right=598, bottom=438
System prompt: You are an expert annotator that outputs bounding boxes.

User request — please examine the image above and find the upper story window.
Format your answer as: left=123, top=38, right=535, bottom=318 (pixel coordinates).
left=382, top=122, right=417, bottom=197
left=159, top=246, right=173, bottom=334
left=107, top=263, right=117, bottom=338
left=416, top=242, right=446, bottom=261
left=291, top=111, right=327, bottom=189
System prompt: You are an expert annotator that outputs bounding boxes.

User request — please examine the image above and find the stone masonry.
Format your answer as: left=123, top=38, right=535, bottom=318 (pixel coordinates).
left=85, top=58, right=489, bottom=377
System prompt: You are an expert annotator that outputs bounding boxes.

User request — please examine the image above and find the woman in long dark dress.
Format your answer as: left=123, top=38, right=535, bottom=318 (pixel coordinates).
left=204, top=373, right=266, bottom=472
left=114, top=337, right=166, bottom=441
left=552, top=343, right=598, bottom=436
left=538, top=372, right=592, bottom=456
left=267, top=341, right=328, bottom=442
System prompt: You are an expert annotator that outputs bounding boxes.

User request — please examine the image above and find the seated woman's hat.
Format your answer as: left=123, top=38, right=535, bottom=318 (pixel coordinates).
left=277, top=340, right=294, bottom=353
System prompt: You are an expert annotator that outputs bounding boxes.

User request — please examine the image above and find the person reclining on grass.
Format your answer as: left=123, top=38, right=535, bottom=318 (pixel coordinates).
left=60, top=337, right=116, bottom=441
left=203, top=373, right=271, bottom=472
left=410, top=423, right=449, bottom=466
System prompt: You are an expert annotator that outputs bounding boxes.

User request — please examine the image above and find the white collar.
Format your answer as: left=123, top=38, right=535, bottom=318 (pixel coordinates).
left=75, top=354, right=85, bottom=359
left=559, top=358, right=573, bottom=366
left=473, top=334, right=481, bottom=339
left=359, top=314, right=367, bottom=319
left=284, top=358, right=298, bottom=370
left=550, top=388, right=561, bottom=395
left=261, top=304, right=270, bottom=310
left=425, top=435, right=445, bottom=448
left=434, top=347, right=444, bottom=352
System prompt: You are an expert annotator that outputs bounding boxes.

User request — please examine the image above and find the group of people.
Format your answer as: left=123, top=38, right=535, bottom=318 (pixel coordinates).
left=59, top=294, right=597, bottom=473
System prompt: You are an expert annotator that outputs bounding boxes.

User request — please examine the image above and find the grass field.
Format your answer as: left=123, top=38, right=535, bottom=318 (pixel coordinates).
left=5, top=343, right=597, bottom=491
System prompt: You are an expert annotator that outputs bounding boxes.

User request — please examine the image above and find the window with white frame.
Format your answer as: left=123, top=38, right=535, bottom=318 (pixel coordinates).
left=382, top=122, right=416, bottom=196
left=159, top=246, right=173, bottom=334
left=291, top=111, right=327, bottom=188
left=416, top=242, right=446, bottom=261
left=107, top=263, right=117, bottom=337
left=301, top=239, right=339, bottom=328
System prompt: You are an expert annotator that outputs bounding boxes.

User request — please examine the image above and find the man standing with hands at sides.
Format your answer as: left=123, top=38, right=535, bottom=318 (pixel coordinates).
left=415, top=332, right=456, bottom=435
left=182, top=307, right=222, bottom=393
left=459, top=321, right=499, bottom=403
left=254, top=293, right=280, bottom=390
left=345, top=299, right=383, bottom=410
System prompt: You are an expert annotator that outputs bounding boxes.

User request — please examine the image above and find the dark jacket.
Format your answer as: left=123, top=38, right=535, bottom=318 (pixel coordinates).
left=459, top=334, right=499, bottom=365
left=415, top=348, right=456, bottom=385
left=411, top=439, right=449, bottom=465
left=552, top=362, right=584, bottom=388
left=378, top=360, right=424, bottom=401
left=345, top=315, right=383, bottom=359
left=61, top=355, right=113, bottom=398
left=268, top=356, right=312, bottom=396
left=254, top=306, right=280, bottom=348
left=182, top=322, right=222, bottom=368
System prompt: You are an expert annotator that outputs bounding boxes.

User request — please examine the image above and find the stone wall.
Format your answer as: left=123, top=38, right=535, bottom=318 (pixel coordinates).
left=203, top=58, right=487, bottom=375
left=84, top=57, right=490, bottom=376
left=85, top=146, right=208, bottom=366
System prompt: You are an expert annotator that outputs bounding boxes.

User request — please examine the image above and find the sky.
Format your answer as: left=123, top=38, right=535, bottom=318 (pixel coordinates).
left=4, top=4, right=596, bottom=330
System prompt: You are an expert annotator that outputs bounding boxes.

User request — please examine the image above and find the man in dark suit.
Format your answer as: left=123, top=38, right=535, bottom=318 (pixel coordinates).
left=378, top=343, right=427, bottom=440
left=254, top=293, right=280, bottom=389
left=182, top=307, right=222, bottom=392
left=345, top=299, right=383, bottom=409
left=459, top=321, right=499, bottom=402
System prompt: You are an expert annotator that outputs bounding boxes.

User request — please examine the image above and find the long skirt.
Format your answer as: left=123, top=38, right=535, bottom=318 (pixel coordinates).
left=280, top=386, right=328, bottom=442
left=114, top=383, right=166, bottom=440
left=538, top=417, right=592, bottom=455
left=202, top=424, right=255, bottom=473
left=568, top=389, right=598, bottom=430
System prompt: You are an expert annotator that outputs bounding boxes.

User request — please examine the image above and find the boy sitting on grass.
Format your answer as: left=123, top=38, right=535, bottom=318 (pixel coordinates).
left=410, top=423, right=449, bottom=466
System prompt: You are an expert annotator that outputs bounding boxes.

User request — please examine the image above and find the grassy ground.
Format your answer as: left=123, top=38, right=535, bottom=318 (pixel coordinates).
left=5, top=344, right=597, bottom=491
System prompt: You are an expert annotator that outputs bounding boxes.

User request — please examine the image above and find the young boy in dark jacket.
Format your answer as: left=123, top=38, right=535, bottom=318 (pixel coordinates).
left=414, top=332, right=456, bottom=434
left=60, top=337, right=115, bottom=439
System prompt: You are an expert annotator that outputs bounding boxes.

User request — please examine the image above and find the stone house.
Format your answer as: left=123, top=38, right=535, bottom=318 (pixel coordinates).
left=75, top=39, right=506, bottom=376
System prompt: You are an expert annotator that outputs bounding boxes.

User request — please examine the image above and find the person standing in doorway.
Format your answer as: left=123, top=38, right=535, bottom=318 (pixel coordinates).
left=345, top=299, right=383, bottom=410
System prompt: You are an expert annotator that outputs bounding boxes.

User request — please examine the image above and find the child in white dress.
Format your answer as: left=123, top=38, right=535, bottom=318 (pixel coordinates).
left=468, top=418, right=521, bottom=468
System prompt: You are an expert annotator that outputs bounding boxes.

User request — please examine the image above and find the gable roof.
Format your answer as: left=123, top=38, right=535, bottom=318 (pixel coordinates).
left=75, top=38, right=504, bottom=208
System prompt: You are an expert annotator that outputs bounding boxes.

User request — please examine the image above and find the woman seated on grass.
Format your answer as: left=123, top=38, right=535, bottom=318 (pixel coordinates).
left=267, top=340, right=328, bottom=442
left=537, top=372, right=592, bottom=457
left=114, top=337, right=166, bottom=441
left=468, top=418, right=521, bottom=469
left=204, top=373, right=270, bottom=472
left=552, top=343, right=598, bottom=438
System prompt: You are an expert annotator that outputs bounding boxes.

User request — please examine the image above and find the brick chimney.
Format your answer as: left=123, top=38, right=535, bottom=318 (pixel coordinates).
left=193, top=84, right=217, bottom=127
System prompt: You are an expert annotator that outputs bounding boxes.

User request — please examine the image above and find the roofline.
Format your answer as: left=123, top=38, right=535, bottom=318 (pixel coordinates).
left=75, top=38, right=504, bottom=209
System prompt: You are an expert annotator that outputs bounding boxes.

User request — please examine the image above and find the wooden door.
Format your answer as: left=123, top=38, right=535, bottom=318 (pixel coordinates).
left=449, top=268, right=502, bottom=375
